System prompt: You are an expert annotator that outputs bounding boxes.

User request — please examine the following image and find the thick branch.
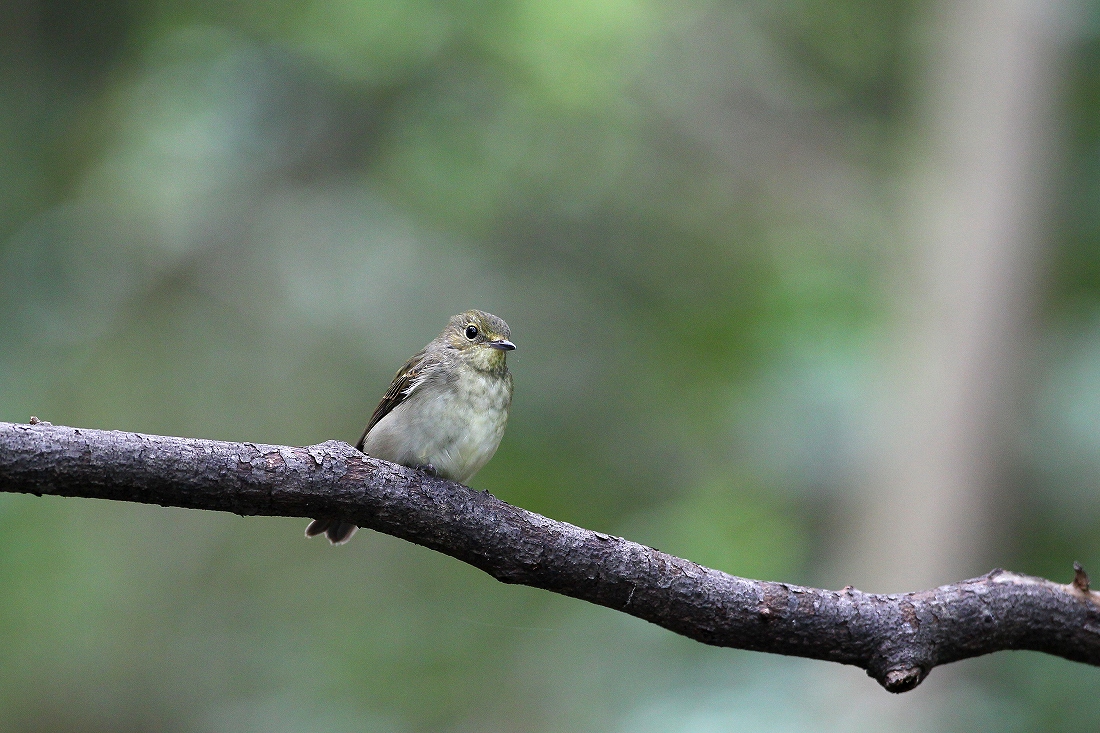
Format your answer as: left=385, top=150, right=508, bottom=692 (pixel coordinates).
left=2, top=421, right=1098, bottom=692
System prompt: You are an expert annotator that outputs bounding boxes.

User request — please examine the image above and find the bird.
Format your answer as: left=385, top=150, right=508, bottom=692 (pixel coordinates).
left=306, top=310, right=515, bottom=545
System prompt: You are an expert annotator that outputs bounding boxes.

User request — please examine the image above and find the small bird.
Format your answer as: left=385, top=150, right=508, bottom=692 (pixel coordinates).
left=306, top=310, right=515, bottom=545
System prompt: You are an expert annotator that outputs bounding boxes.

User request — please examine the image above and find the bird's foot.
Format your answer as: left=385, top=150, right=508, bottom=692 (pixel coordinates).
left=415, top=463, right=438, bottom=477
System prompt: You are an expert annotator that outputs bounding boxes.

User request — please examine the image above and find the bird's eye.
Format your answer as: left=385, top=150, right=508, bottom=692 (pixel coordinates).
left=465, top=324, right=479, bottom=340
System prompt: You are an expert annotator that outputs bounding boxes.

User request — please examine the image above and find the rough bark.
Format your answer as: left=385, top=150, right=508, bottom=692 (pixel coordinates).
left=2, top=420, right=1097, bottom=693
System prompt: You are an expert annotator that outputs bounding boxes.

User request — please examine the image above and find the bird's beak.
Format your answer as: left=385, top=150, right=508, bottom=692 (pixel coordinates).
left=489, top=339, right=516, bottom=351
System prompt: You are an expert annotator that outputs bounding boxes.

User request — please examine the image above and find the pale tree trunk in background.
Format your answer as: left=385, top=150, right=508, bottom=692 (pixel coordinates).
left=826, top=0, right=1065, bottom=727
left=850, top=0, right=1063, bottom=594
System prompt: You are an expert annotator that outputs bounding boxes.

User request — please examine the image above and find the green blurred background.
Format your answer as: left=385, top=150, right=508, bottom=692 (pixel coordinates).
left=2, top=0, right=1099, bottom=730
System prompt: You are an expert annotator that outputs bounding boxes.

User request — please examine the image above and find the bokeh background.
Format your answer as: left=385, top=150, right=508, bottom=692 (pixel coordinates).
left=2, top=0, right=1099, bottom=730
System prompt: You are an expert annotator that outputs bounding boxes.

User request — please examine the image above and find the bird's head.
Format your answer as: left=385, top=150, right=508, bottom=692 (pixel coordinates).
left=443, top=310, right=515, bottom=372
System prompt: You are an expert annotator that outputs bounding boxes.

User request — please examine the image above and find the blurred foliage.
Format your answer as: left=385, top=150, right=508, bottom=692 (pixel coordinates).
left=1, top=0, right=1099, bottom=731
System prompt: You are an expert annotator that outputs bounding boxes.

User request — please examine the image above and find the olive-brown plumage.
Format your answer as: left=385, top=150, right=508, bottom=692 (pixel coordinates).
left=306, top=310, right=515, bottom=544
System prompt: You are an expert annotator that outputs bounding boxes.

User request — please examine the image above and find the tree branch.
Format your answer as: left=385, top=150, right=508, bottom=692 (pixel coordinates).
left=2, top=420, right=1097, bottom=692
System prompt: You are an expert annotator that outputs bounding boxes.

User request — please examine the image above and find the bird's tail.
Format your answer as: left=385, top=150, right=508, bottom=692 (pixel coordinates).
left=305, top=518, right=358, bottom=545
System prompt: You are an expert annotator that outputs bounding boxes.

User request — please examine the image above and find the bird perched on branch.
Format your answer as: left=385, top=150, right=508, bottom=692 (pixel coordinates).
left=306, top=310, right=516, bottom=545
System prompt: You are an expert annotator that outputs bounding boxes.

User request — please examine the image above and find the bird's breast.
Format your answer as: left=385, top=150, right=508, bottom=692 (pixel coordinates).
left=361, top=368, right=511, bottom=484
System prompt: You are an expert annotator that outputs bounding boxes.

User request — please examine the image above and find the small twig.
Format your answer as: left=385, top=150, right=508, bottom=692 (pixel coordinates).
left=1074, top=561, right=1091, bottom=593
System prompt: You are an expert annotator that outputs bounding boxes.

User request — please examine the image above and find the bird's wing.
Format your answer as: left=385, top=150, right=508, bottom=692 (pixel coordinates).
left=355, top=348, right=435, bottom=451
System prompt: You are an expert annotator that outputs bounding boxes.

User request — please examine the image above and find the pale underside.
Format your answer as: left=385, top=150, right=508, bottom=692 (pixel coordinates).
left=361, top=364, right=512, bottom=484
